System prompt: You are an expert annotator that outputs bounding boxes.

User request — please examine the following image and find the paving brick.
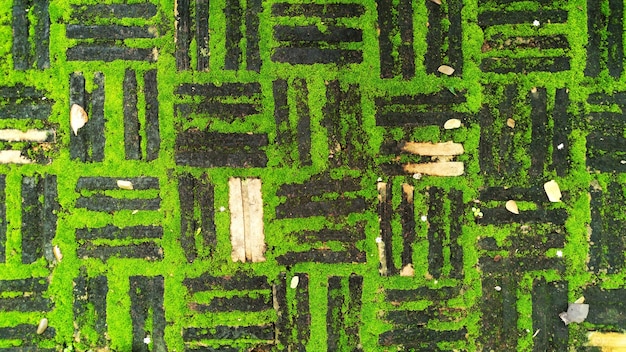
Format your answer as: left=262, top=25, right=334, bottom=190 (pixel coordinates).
left=380, top=285, right=467, bottom=350
left=21, top=174, right=58, bottom=264
left=178, top=173, right=216, bottom=263
left=326, top=274, right=363, bottom=351
left=532, top=279, right=568, bottom=351
left=271, top=2, right=364, bottom=65
left=130, top=276, right=166, bottom=352
left=74, top=177, right=163, bottom=261
left=183, top=274, right=277, bottom=351
left=65, top=2, right=158, bottom=63
left=480, top=85, right=572, bottom=183
left=586, top=92, right=626, bottom=172
left=478, top=0, right=570, bottom=73
left=589, top=181, right=626, bottom=273
left=69, top=72, right=105, bottom=162
left=376, top=0, right=415, bottom=78
left=424, top=0, right=463, bottom=76
left=12, top=0, right=49, bottom=70
left=586, top=0, right=624, bottom=77
left=73, top=267, right=108, bottom=347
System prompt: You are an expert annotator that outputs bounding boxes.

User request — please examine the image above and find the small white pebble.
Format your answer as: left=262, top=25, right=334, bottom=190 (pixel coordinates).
left=532, top=20, right=540, bottom=26
left=377, top=177, right=382, bottom=182
left=556, top=250, right=563, bottom=257
left=143, top=336, right=151, bottom=344
left=420, top=215, right=427, bottom=222
left=557, top=143, right=564, bottom=150
left=495, top=286, right=502, bottom=291
left=375, top=236, right=383, bottom=243
left=412, top=173, right=422, bottom=180
left=219, top=206, right=226, bottom=212
left=621, top=160, right=626, bottom=165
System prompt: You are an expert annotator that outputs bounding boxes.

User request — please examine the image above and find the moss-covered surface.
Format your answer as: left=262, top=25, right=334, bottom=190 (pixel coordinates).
left=1, top=0, right=626, bottom=351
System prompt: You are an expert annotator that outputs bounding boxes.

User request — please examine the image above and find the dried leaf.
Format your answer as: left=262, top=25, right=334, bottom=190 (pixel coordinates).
left=400, top=264, right=415, bottom=277
left=437, top=65, right=455, bottom=75
left=53, top=245, right=62, bottom=262
left=290, top=276, right=299, bottom=289
left=505, top=200, right=519, bottom=214
left=37, top=318, right=48, bottom=334
left=507, top=118, right=516, bottom=128
left=544, top=180, right=562, bottom=202
left=444, top=118, right=462, bottom=130
left=116, top=180, right=134, bottom=190
left=70, top=104, right=88, bottom=136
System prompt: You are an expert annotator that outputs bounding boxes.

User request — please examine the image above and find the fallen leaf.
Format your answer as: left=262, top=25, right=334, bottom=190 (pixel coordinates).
left=507, top=118, right=516, bottom=128
left=53, top=245, right=62, bottom=262
left=438, top=65, right=455, bottom=75
left=444, top=118, right=462, bottom=129
left=37, top=318, right=48, bottom=334
left=290, top=276, right=299, bottom=289
left=505, top=200, right=519, bottom=214
left=70, top=104, right=88, bottom=135
left=544, top=180, right=562, bottom=202
left=399, top=264, right=415, bottom=277
left=116, top=180, right=134, bottom=190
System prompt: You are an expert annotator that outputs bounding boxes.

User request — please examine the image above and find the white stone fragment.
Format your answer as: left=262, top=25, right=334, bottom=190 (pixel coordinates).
left=420, top=215, right=428, bottom=222
left=557, top=143, right=564, bottom=150
left=533, top=20, right=540, bottom=26
left=559, top=303, right=589, bottom=325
